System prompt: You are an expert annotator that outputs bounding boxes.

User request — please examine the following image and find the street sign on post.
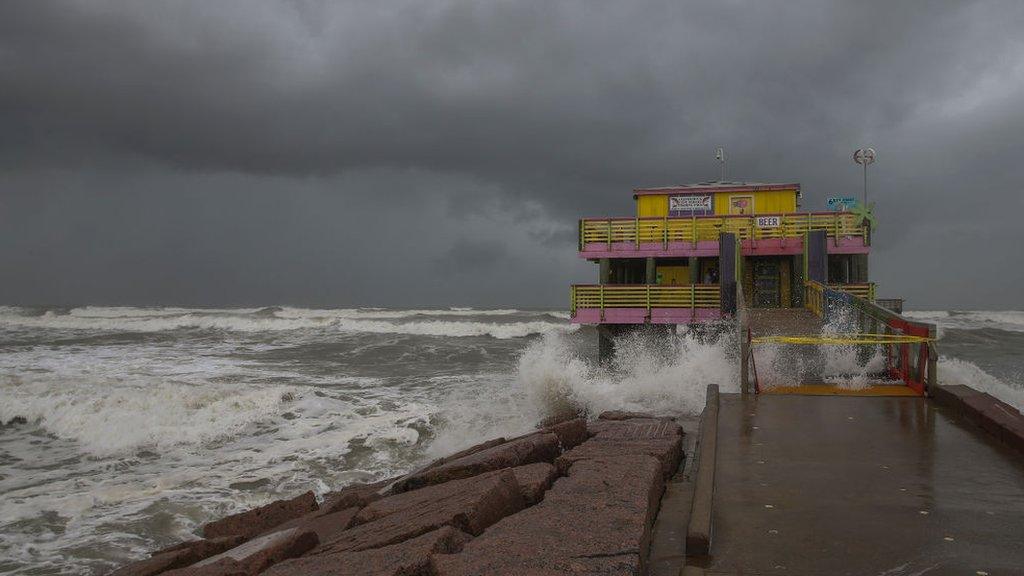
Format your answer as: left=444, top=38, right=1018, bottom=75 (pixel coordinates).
left=827, top=197, right=858, bottom=211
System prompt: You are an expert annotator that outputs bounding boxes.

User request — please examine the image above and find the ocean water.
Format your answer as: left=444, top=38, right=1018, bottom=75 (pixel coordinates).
left=0, top=305, right=1021, bottom=574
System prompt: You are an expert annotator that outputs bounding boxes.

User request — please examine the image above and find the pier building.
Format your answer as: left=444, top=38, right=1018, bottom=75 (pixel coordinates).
left=570, top=181, right=873, bottom=354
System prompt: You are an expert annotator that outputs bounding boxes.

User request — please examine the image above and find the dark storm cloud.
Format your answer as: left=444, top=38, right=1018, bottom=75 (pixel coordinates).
left=2, top=0, right=1023, bottom=307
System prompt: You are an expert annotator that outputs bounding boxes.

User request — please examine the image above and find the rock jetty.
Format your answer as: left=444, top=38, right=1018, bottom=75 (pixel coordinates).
left=110, top=412, right=684, bottom=576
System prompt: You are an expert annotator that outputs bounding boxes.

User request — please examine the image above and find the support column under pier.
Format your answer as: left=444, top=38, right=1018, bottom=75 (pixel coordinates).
left=791, top=254, right=804, bottom=308
left=598, top=325, right=616, bottom=363
left=598, top=324, right=677, bottom=364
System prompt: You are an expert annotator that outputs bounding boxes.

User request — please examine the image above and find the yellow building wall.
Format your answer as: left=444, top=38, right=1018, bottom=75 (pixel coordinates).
left=713, top=189, right=797, bottom=215
left=636, top=194, right=668, bottom=217
left=656, top=265, right=689, bottom=285
left=636, top=188, right=797, bottom=217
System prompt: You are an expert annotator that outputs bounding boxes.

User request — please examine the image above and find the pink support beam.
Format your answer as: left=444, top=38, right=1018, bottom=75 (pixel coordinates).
left=571, top=307, right=723, bottom=325
left=579, top=236, right=868, bottom=259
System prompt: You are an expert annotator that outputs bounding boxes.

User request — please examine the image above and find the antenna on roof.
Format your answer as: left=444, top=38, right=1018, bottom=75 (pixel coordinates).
left=715, top=147, right=726, bottom=182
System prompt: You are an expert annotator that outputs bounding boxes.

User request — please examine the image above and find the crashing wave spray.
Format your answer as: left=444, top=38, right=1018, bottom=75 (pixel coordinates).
left=749, top=306, right=888, bottom=390
left=517, top=327, right=739, bottom=420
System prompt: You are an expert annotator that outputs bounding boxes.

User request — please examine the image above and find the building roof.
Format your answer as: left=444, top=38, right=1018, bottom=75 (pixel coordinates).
left=633, top=181, right=801, bottom=196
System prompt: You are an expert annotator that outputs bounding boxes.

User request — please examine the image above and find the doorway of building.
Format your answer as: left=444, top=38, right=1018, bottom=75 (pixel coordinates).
left=753, top=259, right=781, bottom=307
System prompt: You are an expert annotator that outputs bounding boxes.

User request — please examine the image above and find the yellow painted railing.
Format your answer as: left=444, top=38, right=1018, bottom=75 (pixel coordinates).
left=805, top=280, right=825, bottom=317
left=571, top=284, right=720, bottom=316
left=831, top=282, right=876, bottom=301
left=806, top=281, right=876, bottom=317
left=580, top=212, right=867, bottom=248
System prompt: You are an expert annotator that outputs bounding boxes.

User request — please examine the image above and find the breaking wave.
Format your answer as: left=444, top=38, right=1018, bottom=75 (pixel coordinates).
left=515, top=329, right=739, bottom=419
left=938, top=356, right=1024, bottom=411
left=904, top=309, right=1024, bottom=333
left=0, top=306, right=572, bottom=339
left=0, top=375, right=295, bottom=456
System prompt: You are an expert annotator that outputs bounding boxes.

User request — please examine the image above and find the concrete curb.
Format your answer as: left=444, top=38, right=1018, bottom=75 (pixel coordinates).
left=686, top=384, right=719, bottom=557
left=931, top=384, right=1024, bottom=453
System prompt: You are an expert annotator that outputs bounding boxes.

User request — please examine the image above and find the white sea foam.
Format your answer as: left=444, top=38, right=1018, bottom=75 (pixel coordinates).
left=0, top=365, right=440, bottom=573
left=751, top=308, right=889, bottom=390
left=904, top=309, right=1024, bottom=333
left=0, top=375, right=294, bottom=456
left=425, top=329, right=739, bottom=461
left=519, top=329, right=739, bottom=418
left=329, top=318, right=575, bottom=339
left=66, top=306, right=263, bottom=318
left=902, top=310, right=950, bottom=320
left=937, top=356, right=1024, bottom=411
left=275, top=306, right=524, bottom=319
left=0, top=306, right=573, bottom=338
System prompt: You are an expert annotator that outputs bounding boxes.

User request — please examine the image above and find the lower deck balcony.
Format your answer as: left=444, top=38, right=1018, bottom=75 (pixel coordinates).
left=579, top=212, right=869, bottom=258
left=570, top=284, right=723, bottom=325
left=569, top=283, right=877, bottom=325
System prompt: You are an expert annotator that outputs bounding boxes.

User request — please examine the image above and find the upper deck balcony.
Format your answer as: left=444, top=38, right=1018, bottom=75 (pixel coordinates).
left=578, top=211, right=869, bottom=259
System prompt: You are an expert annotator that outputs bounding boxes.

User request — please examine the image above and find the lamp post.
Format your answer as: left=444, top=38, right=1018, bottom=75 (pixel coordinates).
left=853, top=147, right=876, bottom=207
left=716, top=147, right=726, bottom=182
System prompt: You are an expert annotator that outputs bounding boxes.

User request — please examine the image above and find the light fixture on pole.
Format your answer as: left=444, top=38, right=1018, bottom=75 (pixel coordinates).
left=853, top=147, right=876, bottom=207
left=716, top=147, right=726, bottom=182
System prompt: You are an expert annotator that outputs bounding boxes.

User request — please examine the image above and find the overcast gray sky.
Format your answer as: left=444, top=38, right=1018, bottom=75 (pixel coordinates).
left=2, top=1, right=1023, bottom=309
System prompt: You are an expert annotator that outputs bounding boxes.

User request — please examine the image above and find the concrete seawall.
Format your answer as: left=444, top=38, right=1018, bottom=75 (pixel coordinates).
left=931, top=384, right=1024, bottom=453
left=111, top=412, right=687, bottom=576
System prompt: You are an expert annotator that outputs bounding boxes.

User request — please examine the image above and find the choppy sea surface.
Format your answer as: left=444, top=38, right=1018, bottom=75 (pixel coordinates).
left=0, top=305, right=1021, bottom=574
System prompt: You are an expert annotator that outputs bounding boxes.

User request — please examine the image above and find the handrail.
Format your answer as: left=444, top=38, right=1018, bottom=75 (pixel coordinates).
left=802, top=280, right=937, bottom=395
left=805, top=280, right=826, bottom=317
left=580, top=212, right=867, bottom=247
left=828, top=282, right=876, bottom=301
left=571, top=284, right=721, bottom=314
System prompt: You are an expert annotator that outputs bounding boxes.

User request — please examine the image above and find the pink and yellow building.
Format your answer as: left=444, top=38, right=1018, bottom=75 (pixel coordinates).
left=570, top=181, right=873, bottom=339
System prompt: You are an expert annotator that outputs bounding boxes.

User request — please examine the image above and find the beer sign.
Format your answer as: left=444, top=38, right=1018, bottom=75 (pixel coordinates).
left=756, top=215, right=780, bottom=228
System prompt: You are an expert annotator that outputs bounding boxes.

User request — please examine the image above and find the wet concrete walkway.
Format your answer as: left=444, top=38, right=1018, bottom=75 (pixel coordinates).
left=747, top=308, right=824, bottom=337
left=703, top=394, right=1024, bottom=575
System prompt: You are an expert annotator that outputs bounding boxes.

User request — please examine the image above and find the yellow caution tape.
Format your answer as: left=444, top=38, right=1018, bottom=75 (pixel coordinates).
left=751, top=333, right=933, bottom=345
